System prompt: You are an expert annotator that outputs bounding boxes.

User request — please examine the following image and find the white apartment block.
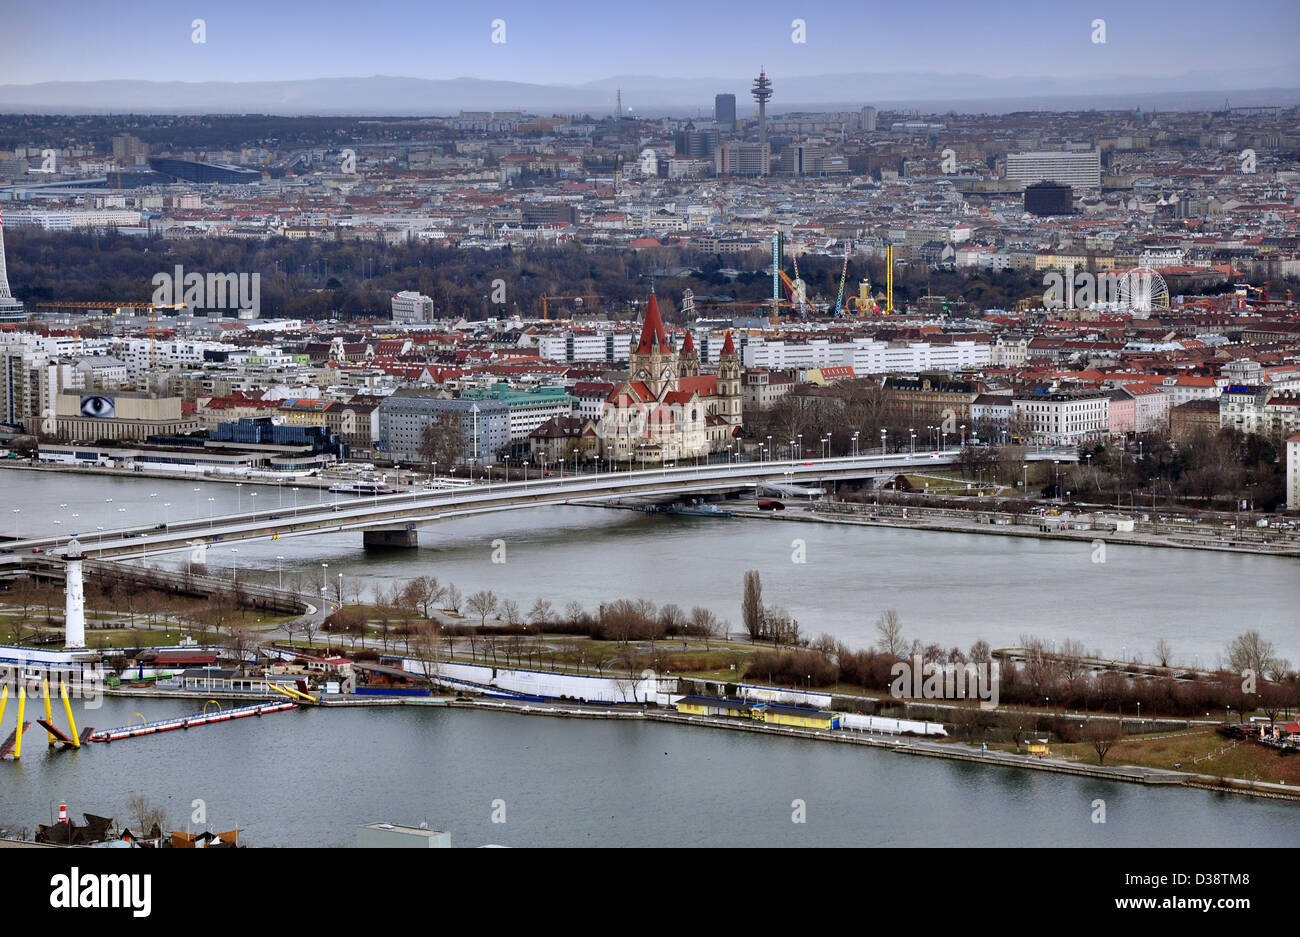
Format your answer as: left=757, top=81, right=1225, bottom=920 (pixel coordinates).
left=391, top=290, right=434, bottom=325
left=743, top=337, right=991, bottom=374
left=3, top=209, right=143, bottom=230
left=1005, top=150, right=1102, bottom=190
left=1288, top=435, right=1300, bottom=512
left=1011, top=391, right=1110, bottom=445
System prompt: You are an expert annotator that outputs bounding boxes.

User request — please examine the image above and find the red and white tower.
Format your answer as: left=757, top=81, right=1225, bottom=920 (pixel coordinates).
left=0, top=207, right=25, bottom=322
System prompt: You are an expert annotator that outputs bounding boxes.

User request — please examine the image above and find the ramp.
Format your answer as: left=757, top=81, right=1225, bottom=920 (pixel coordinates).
left=0, top=722, right=30, bottom=758
left=36, top=720, right=74, bottom=744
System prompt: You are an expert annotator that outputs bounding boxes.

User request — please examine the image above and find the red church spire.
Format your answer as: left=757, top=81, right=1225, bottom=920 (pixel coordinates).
left=635, top=292, right=669, bottom=354
left=680, top=329, right=695, bottom=354
left=721, top=330, right=736, bottom=356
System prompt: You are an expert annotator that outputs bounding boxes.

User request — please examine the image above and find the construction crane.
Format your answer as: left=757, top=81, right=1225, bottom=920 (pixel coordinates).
left=884, top=244, right=895, bottom=314
left=539, top=293, right=599, bottom=320
left=832, top=242, right=851, bottom=312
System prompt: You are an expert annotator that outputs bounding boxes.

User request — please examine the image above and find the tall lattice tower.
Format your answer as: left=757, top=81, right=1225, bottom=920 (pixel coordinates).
left=0, top=207, right=11, bottom=299
left=751, top=69, right=773, bottom=153
left=0, top=208, right=24, bottom=323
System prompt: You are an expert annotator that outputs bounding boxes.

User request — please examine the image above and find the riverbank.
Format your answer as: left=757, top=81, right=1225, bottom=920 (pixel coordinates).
left=726, top=502, right=1300, bottom=558
left=98, top=686, right=1300, bottom=805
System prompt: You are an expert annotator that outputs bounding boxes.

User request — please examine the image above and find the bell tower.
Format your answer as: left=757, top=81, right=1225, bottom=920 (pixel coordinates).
left=717, top=331, right=742, bottom=426
left=628, top=291, right=677, bottom=400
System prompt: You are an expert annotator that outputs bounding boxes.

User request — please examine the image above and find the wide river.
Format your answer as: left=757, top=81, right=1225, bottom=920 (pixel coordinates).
left=4, top=469, right=1297, bottom=664
left=4, top=697, right=1299, bottom=847
left=3, top=469, right=1300, bottom=845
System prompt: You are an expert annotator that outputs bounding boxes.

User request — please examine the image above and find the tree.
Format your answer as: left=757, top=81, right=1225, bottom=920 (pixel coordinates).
left=969, top=639, right=991, bottom=664
left=224, top=626, right=255, bottom=676
left=1153, top=638, right=1173, bottom=669
left=528, top=598, right=554, bottom=628
left=126, top=792, right=167, bottom=841
left=742, top=570, right=764, bottom=640
left=466, top=590, right=498, bottom=628
left=411, top=620, right=442, bottom=687
left=499, top=598, right=521, bottom=627
left=689, top=606, right=720, bottom=648
left=875, top=609, right=906, bottom=657
left=1225, top=630, right=1287, bottom=681
left=1085, top=721, right=1122, bottom=765
left=417, top=411, right=464, bottom=470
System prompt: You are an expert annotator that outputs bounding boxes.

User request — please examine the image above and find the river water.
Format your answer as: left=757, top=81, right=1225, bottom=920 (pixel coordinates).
left=4, top=697, right=1298, bottom=847
left=4, top=468, right=1300, bottom=845
left=4, top=469, right=1294, bottom=665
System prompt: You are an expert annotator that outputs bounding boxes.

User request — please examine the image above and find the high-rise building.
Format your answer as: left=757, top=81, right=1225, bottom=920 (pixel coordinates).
left=715, top=142, right=771, bottom=177
left=111, top=134, right=149, bottom=166
left=1023, top=182, right=1075, bottom=215
left=1005, top=150, right=1101, bottom=189
left=861, top=106, right=877, bottom=132
left=714, top=94, right=736, bottom=129
left=674, top=127, right=720, bottom=159
left=0, top=209, right=26, bottom=324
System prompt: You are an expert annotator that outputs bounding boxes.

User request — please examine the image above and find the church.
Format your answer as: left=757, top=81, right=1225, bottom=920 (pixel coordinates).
left=600, top=291, right=742, bottom=464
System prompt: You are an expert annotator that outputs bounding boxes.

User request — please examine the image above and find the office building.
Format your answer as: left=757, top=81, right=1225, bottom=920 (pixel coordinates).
left=1024, top=182, right=1075, bottom=215
left=715, top=94, right=736, bottom=129
left=1006, top=150, right=1102, bottom=190
left=391, top=290, right=434, bottom=325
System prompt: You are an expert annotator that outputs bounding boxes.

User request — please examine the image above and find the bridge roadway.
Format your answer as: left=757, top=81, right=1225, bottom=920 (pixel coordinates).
left=3, top=451, right=961, bottom=560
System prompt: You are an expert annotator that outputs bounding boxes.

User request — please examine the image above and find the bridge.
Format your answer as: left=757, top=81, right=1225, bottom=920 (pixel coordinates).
left=4, top=451, right=966, bottom=561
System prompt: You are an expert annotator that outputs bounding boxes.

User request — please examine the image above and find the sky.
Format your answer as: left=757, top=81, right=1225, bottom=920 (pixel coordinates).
left=1, top=0, right=1298, bottom=87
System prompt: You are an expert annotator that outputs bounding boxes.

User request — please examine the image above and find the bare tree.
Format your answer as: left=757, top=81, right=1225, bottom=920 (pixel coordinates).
left=528, top=598, right=554, bottom=628
left=126, top=792, right=167, bottom=840
left=444, top=584, right=462, bottom=615
left=499, top=598, right=521, bottom=627
left=410, top=620, right=442, bottom=687
left=742, top=570, right=764, bottom=641
left=689, top=606, right=720, bottom=648
left=969, top=639, right=991, bottom=664
left=1226, top=630, right=1287, bottom=681
left=466, top=590, right=498, bottom=628
left=1085, top=721, right=1122, bottom=765
left=875, top=609, right=906, bottom=657
left=1153, top=638, right=1173, bottom=669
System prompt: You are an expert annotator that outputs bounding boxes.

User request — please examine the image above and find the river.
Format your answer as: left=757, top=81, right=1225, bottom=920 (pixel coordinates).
left=4, top=468, right=1295, bottom=665
left=4, top=697, right=1298, bottom=847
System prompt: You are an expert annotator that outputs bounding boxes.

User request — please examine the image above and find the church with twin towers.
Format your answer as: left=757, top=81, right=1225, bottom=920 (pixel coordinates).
left=599, top=291, right=742, bottom=464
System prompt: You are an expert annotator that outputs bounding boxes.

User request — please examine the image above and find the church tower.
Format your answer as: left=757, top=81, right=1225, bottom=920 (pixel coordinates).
left=717, top=331, right=742, bottom=426
left=628, top=291, right=677, bottom=400
left=678, top=328, right=700, bottom=378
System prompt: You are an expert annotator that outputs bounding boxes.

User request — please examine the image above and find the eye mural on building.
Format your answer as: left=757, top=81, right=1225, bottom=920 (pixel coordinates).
left=80, top=395, right=116, bottom=419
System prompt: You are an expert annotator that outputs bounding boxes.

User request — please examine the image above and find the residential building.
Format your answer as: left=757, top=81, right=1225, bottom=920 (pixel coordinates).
left=1011, top=390, right=1110, bottom=445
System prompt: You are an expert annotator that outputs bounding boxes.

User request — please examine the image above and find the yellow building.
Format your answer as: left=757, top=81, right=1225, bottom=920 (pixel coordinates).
left=752, top=703, right=838, bottom=730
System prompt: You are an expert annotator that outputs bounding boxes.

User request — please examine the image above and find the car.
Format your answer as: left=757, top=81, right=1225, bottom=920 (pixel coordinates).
left=269, top=514, right=282, bottom=520
left=31, top=546, right=44, bottom=553
left=154, top=523, right=167, bottom=530
left=123, top=532, right=138, bottom=539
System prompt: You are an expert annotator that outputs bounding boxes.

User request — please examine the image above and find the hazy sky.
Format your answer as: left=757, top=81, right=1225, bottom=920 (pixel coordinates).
left=2, top=0, right=1297, bottom=86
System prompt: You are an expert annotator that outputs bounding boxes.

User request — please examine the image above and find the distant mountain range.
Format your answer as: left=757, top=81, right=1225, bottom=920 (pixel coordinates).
left=2, top=69, right=1298, bottom=115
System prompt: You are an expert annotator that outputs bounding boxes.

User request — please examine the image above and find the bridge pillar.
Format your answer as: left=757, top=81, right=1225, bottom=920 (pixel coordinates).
left=63, top=539, right=86, bottom=650
left=363, top=527, right=419, bottom=549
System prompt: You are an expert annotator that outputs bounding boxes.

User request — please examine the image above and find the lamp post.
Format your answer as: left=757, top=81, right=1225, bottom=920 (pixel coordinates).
left=293, top=486, right=300, bottom=516
left=910, top=429, right=916, bottom=455
left=880, top=429, right=887, bottom=455
left=852, top=431, right=859, bottom=457
left=231, top=548, right=238, bottom=585
left=236, top=482, right=243, bottom=513
left=276, top=555, right=284, bottom=590
left=321, top=563, right=328, bottom=597
left=207, top=497, right=215, bottom=528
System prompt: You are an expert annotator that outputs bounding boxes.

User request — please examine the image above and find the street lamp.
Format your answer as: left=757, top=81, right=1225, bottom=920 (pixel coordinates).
left=236, top=482, right=243, bottom=513
left=321, top=563, right=328, bottom=596
left=276, top=555, right=284, bottom=590
left=880, top=429, right=887, bottom=454
left=231, top=548, right=238, bottom=584
left=207, top=497, right=216, bottom=528
left=910, top=429, right=916, bottom=455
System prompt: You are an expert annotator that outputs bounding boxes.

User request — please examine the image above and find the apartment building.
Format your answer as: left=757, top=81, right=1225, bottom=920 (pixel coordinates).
left=1011, top=390, right=1110, bottom=445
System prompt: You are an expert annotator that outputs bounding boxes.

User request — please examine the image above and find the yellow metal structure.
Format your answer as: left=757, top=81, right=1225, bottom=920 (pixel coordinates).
left=0, top=685, right=7, bottom=733
left=60, top=681, right=80, bottom=748
left=42, top=678, right=55, bottom=745
left=885, top=245, right=895, bottom=314
left=14, top=685, right=24, bottom=759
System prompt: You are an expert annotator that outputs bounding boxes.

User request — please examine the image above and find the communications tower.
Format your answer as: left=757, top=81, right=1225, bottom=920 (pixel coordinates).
left=0, top=208, right=25, bottom=323
left=751, top=69, right=773, bottom=153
